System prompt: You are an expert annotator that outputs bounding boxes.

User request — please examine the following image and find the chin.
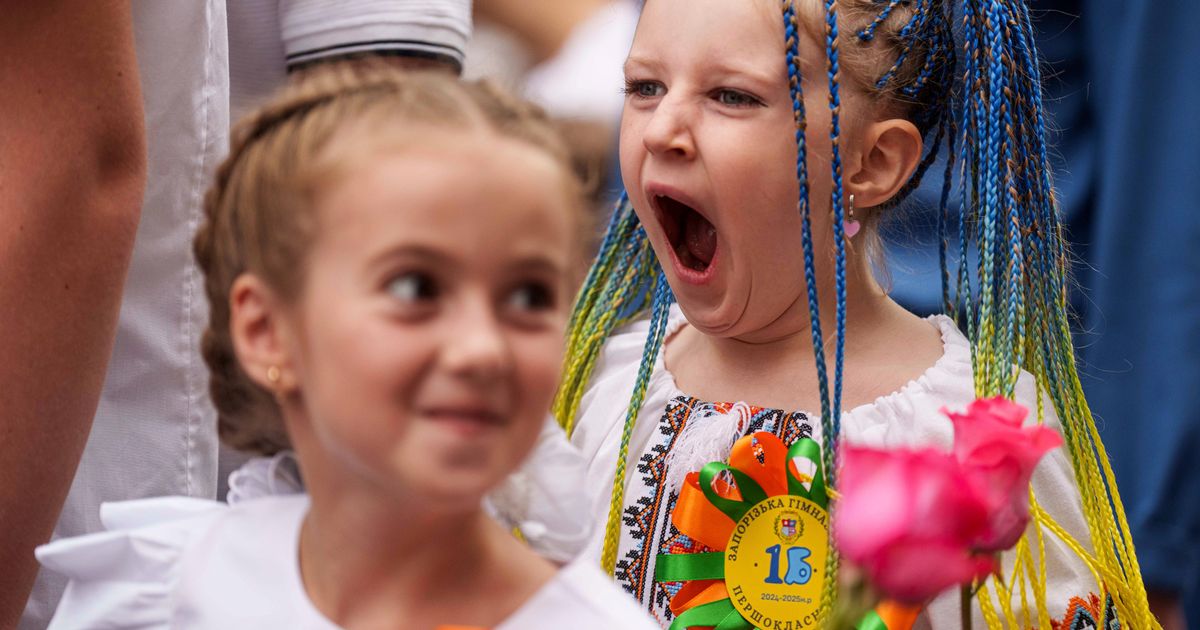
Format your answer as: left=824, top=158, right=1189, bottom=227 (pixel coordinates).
left=412, top=469, right=499, bottom=509
left=669, top=282, right=750, bottom=338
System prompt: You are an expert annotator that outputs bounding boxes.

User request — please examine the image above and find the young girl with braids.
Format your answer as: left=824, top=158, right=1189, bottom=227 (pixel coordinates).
left=35, top=66, right=657, bottom=630
left=557, top=0, right=1158, bottom=627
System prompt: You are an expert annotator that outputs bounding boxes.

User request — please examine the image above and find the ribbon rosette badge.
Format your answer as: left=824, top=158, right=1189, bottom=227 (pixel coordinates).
left=656, top=432, right=830, bottom=630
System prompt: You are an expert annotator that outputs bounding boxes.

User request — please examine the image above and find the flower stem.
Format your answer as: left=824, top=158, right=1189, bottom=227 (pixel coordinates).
left=960, top=584, right=973, bottom=630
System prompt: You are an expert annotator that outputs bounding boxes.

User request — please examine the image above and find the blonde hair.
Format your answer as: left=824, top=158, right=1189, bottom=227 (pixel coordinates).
left=195, top=64, right=583, bottom=455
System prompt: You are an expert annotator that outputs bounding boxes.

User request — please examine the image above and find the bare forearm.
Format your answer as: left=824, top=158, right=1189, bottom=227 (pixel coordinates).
left=0, top=1, right=145, bottom=623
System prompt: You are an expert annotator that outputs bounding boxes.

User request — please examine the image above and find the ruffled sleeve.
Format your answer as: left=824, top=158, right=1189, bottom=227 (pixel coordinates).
left=36, top=497, right=227, bottom=629
left=226, top=450, right=304, bottom=505
left=485, top=417, right=595, bottom=563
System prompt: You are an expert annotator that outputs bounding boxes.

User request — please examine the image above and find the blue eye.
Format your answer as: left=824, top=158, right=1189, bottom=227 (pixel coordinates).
left=386, top=272, right=437, bottom=303
left=624, top=79, right=665, bottom=99
left=714, top=89, right=761, bottom=108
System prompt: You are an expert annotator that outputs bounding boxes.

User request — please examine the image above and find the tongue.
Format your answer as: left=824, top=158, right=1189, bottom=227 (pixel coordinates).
left=684, top=210, right=717, bottom=265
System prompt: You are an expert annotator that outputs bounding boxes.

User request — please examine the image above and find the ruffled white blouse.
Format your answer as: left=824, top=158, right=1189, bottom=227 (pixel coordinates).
left=36, top=494, right=659, bottom=629
left=570, top=306, right=1108, bottom=629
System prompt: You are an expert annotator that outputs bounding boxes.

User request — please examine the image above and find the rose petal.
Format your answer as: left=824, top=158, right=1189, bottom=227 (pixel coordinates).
left=867, top=542, right=997, bottom=603
left=944, top=398, right=1064, bottom=552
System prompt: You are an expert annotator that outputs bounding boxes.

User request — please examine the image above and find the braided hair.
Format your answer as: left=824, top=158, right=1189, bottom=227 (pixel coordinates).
left=555, top=0, right=1154, bottom=626
left=196, top=64, right=581, bottom=456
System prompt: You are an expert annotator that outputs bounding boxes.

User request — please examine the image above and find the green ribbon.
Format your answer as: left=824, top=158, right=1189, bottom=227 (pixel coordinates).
left=786, top=438, right=829, bottom=510
left=656, top=551, right=725, bottom=582
left=698, top=462, right=768, bottom=523
left=856, top=610, right=889, bottom=630
left=668, top=599, right=755, bottom=630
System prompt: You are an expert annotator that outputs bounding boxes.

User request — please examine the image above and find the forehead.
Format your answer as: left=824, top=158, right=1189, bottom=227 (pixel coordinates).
left=312, top=134, right=575, bottom=266
left=630, top=0, right=786, bottom=73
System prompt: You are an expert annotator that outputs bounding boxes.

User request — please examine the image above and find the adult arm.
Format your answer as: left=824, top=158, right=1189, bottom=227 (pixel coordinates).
left=0, top=1, right=146, bottom=623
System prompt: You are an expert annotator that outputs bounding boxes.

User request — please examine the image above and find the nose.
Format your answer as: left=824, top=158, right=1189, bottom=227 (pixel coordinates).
left=641, top=93, right=695, bottom=159
left=441, top=294, right=510, bottom=383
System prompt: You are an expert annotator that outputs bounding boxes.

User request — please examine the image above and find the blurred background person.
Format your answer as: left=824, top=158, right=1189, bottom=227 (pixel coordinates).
left=4, top=3, right=228, bottom=628
left=1, top=3, right=147, bottom=626
left=466, top=0, right=639, bottom=207
left=229, top=0, right=470, bottom=117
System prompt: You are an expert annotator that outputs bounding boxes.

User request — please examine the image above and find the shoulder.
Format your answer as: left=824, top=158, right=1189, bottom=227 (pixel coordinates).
left=499, top=556, right=659, bottom=630
left=486, top=418, right=595, bottom=564
left=842, top=315, right=1066, bottom=449
left=37, top=496, right=231, bottom=581
left=37, top=495, right=310, bottom=629
left=842, top=315, right=975, bottom=449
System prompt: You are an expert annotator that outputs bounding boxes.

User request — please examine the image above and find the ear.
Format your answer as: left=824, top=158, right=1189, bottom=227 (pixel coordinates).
left=229, top=273, right=299, bottom=394
left=845, top=118, right=923, bottom=209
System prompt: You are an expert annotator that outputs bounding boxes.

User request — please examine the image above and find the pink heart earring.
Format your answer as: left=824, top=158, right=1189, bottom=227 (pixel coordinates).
left=844, top=193, right=861, bottom=238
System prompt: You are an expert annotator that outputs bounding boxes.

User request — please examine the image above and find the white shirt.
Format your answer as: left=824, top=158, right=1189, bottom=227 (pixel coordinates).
left=570, top=306, right=1107, bottom=629
left=20, top=3, right=229, bottom=627
left=37, top=495, right=659, bottom=630
left=224, top=418, right=596, bottom=565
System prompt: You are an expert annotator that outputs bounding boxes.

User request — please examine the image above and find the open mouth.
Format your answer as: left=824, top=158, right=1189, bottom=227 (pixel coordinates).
left=654, top=194, right=717, bottom=273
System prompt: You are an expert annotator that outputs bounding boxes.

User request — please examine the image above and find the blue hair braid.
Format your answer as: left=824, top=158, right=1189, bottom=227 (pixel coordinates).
left=823, top=0, right=849, bottom=475
left=872, top=0, right=934, bottom=92
left=857, top=0, right=905, bottom=42
left=597, top=270, right=673, bottom=574
left=937, top=116, right=959, bottom=317
left=784, top=2, right=834, bottom=468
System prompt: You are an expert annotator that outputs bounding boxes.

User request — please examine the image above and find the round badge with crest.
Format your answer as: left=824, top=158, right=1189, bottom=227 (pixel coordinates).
left=655, top=433, right=831, bottom=630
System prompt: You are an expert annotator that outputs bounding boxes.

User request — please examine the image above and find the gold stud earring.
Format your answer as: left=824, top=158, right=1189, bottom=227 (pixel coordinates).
left=266, top=365, right=281, bottom=385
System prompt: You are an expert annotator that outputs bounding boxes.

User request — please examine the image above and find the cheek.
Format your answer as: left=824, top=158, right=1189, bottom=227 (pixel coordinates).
left=513, top=331, right=565, bottom=413
left=719, top=130, right=802, bottom=245
left=299, top=315, right=425, bottom=442
left=619, top=120, right=645, bottom=190
left=314, top=313, right=421, bottom=385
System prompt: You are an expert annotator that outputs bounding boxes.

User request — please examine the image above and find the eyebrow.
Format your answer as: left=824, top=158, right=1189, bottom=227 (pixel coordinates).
left=623, top=55, right=664, bottom=75
left=367, top=244, right=567, bottom=277
left=366, top=244, right=456, bottom=272
left=623, top=55, right=777, bottom=89
left=507, top=256, right=568, bottom=277
left=706, top=61, right=777, bottom=88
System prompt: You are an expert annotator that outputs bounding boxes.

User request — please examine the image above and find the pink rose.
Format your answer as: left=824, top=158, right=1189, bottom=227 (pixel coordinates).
left=834, top=445, right=996, bottom=603
left=943, top=397, right=1063, bottom=551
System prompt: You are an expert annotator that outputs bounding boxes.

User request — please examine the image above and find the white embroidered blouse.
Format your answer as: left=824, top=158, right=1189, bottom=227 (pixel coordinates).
left=569, top=306, right=1111, bottom=629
